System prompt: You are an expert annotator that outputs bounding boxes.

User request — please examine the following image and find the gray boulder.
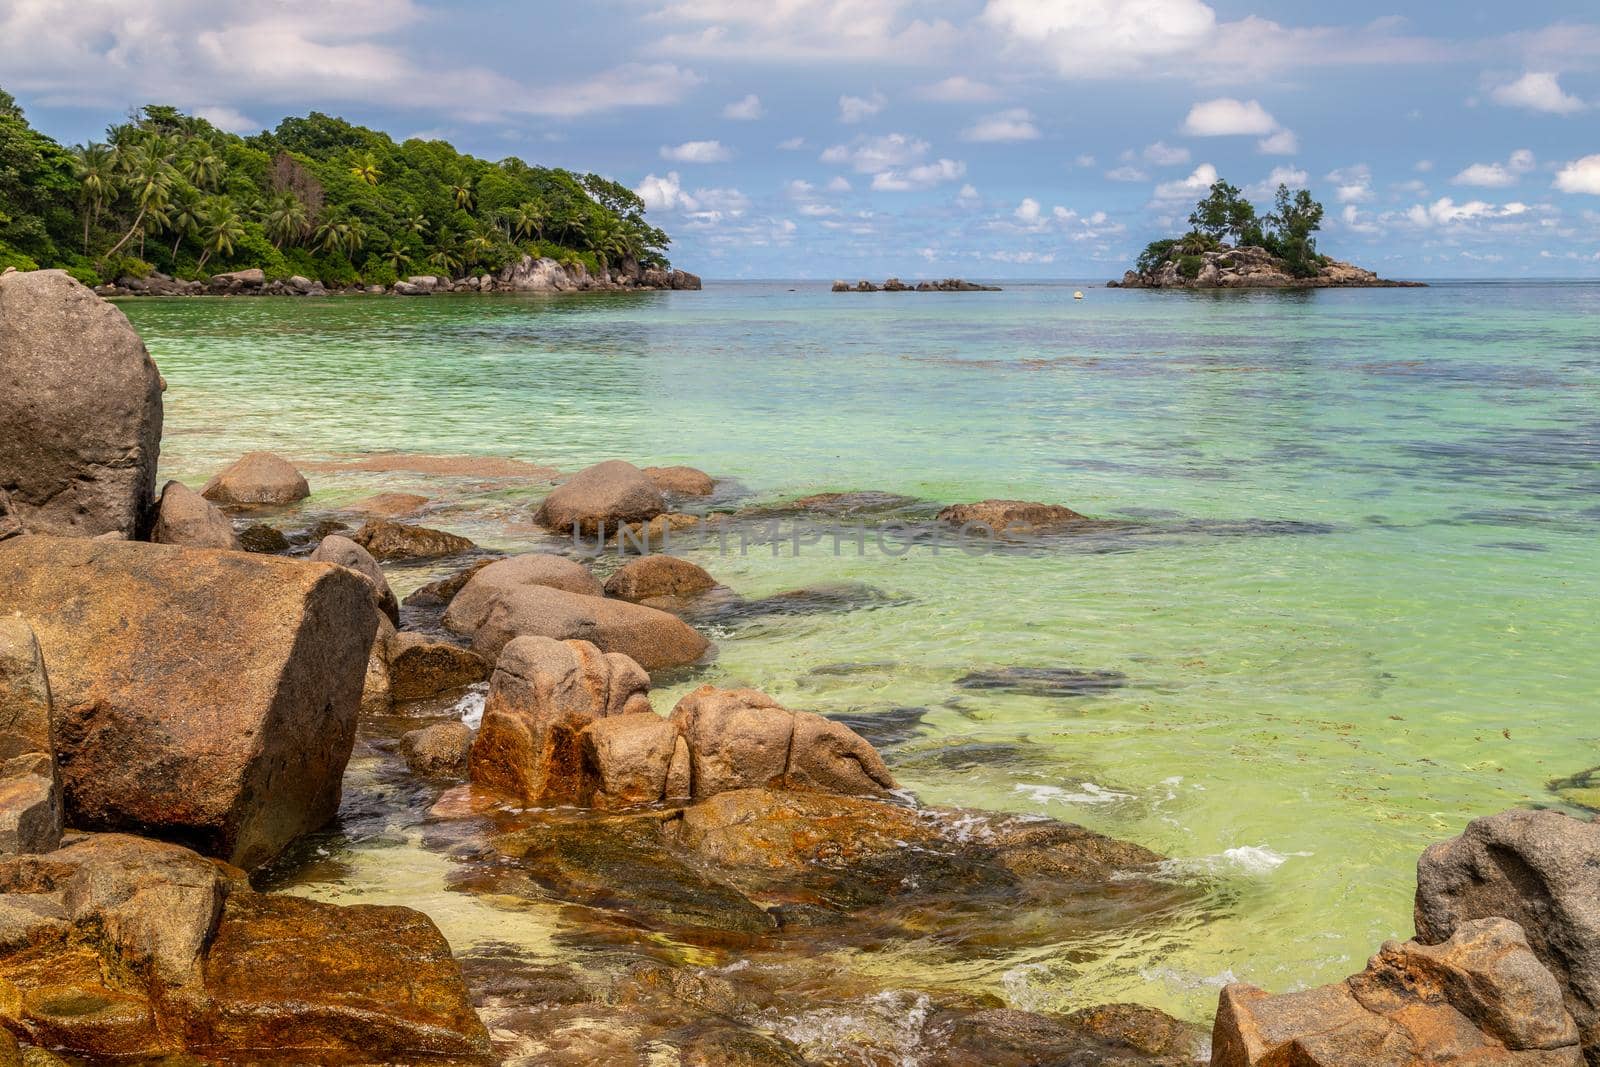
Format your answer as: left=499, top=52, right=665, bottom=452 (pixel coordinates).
left=0, top=269, right=163, bottom=538
left=201, top=451, right=310, bottom=506
left=442, top=553, right=603, bottom=635
left=534, top=460, right=666, bottom=536
left=311, top=533, right=399, bottom=625
left=152, top=480, right=241, bottom=550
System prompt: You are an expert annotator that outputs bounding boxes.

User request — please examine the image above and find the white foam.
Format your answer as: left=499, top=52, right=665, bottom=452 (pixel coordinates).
left=1013, top=781, right=1133, bottom=806
left=453, top=685, right=488, bottom=729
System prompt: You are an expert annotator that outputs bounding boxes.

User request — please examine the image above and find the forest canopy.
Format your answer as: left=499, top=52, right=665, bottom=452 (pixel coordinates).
left=1136, top=178, right=1326, bottom=279
left=0, top=91, right=671, bottom=288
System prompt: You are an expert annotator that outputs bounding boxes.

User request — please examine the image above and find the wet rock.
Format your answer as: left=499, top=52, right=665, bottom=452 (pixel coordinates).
left=535, top=460, right=666, bottom=536
left=150, top=480, right=239, bottom=550
left=201, top=451, right=310, bottom=506
left=0, top=536, right=376, bottom=869
left=643, top=465, right=714, bottom=496
left=1213, top=918, right=1580, bottom=1065
left=401, top=722, right=474, bottom=777
left=389, top=632, right=489, bottom=701
left=670, top=686, right=897, bottom=799
left=469, top=637, right=653, bottom=805
left=311, top=533, right=400, bottom=625
left=404, top=559, right=495, bottom=611
left=441, top=553, right=603, bottom=635
left=347, top=491, right=429, bottom=518
left=935, top=1005, right=1203, bottom=1065
left=1415, top=808, right=1600, bottom=1055
left=468, top=584, right=711, bottom=670
left=237, top=522, right=290, bottom=553
left=611, top=511, right=703, bottom=551
left=580, top=713, right=691, bottom=808
left=0, top=269, right=164, bottom=539
left=937, top=499, right=1089, bottom=534
left=602, top=555, right=717, bottom=603
left=956, top=666, right=1128, bottom=697
left=698, top=581, right=905, bottom=625
left=825, top=706, right=929, bottom=749
left=351, top=519, right=474, bottom=561
left=753, top=490, right=920, bottom=517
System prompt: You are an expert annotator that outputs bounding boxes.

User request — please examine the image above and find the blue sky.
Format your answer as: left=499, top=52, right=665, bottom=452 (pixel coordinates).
left=3, top=1, right=1598, bottom=278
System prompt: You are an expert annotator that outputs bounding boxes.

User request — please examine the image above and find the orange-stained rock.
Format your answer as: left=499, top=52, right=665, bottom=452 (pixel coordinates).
left=347, top=491, right=429, bottom=518
left=201, top=451, right=309, bottom=506
left=937, top=498, right=1088, bottom=534
left=579, top=712, right=685, bottom=808
left=603, top=555, right=716, bottom=603
left=470, top=637, right=652, bottom=805
left=0, top=536, right=375, bottom=869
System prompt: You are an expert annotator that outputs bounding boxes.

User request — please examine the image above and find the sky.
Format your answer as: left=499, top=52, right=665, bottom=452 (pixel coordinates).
left=2, top=0, right=1599, bottom=279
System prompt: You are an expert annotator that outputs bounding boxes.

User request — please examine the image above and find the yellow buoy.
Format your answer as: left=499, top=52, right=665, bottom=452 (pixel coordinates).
left=1073, top=290, right=1084, bottom=300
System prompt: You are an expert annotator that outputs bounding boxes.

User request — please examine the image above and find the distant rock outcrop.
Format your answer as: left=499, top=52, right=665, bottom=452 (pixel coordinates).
left=832, top=277, right=1001, bottom=292
left=1110, top=244, right=1422, bottom=289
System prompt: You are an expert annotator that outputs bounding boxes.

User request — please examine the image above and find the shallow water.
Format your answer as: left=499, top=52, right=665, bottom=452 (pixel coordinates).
left=125, top=280, right=1600, bottom=1029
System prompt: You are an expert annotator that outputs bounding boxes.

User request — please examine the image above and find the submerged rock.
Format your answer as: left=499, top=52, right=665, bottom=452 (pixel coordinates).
left=237, top=521, right=291, bottom=553
left=347, top=491, right=429, bottom=518
left=0, top=536, right=375, bottom=870
left=201, top=451, right=310, bottom=506
left=402, top=722, right=475, bottom=777
left=956, top=666, right=1129, bottom=697
left=351, top=518, right=474, bottom=560
left=602, top=554, right=717, bottom=604
left=938, top=498, right=1089, bottom=534
left=642, top=465, right=714, bottom=496
left=0, top=269, right=164, bottom=539
left=151, top=480, right=240, bottom=550
left=311, top=533, right=400, bottom=625
left=535, top=460, right=666, bottom=536
left=1213, top=917, right=1579, bottom=1065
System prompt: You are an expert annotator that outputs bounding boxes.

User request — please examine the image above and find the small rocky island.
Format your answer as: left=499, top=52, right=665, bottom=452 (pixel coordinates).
left=832, top=277, right=1002, bottom=292
left=1109, top=178, right=1422, bottom=290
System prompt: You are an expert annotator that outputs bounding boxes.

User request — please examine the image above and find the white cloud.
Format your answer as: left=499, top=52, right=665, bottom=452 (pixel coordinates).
left=1554, top=155, right=1600, bottom=195
left=1106, top=165, right=1149, bottom=182
left=1452, top=149, right=1535, bottom=188
left=1404, top=197, right=1531, bottom=226
left=1143, top=141, right=1191, bottom=166
left=1183, top=97, right=1279, bottom=136
left=661, top=139, right=733, bottom=163
left=777, top=136, right=807, bottom=150
left=637, top=171, right=693, bottom=212
left=839, top=91, right=887, bottom=123
left=1245, top=165, right=1308, bottom=199
left=722, top=93, right=763, bottom=120
left=982, top=0, right=1217, bottom=77
left=917, top=76, right=1000, bottom=102
left=962, top=108, right=1040, bottom=143
left=1327, top=164, right=1373, bottom=203
left=1015, top=197, right=1042, bottom=223
left=827, top=176, right=852, bottom=193
left=1257, top=129, right=1299, bottom=155
left=1074, top=153, right=1097, bottom=168
left=957, top=183, right=981, bottom=203
left=1489, top=72, right=1586, bottom=115
left=821, top=133, right=929, bottom=172
left=872, top=158, right=966, bottom=191
left=647, top=1, right=959, bottom=63
left=195, top=105, right=260, bottom=133
left=1154, top=162, right=1218, bottom=201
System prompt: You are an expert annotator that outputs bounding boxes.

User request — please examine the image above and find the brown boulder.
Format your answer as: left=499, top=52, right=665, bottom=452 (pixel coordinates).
left=643, top=465, right=714, bottom=496
left=535, top=460, right=665, bottom=535
left=403, top=558, right=495, bottom=611
left=441, top=553, right=603, bottom=635
left=201, top=451, right=309, bottom=506
left=611, top=511, right=703, bottom=552
left=0, top=270, right=163, bottom=539
left=469, top=637, right=652, bottom=805
left=937, top=498, right=1088, bottom=533
left=1212, top=917, right=1579, bottom=1065
left=388, top=633, right=489, bottom=701
left=669, top=686, right=897, bottom=799
left=602, top=555, right=717, bottom=603
left=0, top=488, right=20, bottom=542
left=0, top=618, right=52, bottom=755
left=360, top=614, right=397, bottom=716
left=311, top=533, right=399, bottom=625
left=400, top=722, right=474, bottom=777
left=350, top=518, right=474, bottom=560
left=152, top=480, right=240, bottom=550
left=579, top=712, right=690, bottom=808
left=0, top=752, right=61, bottom=855
left=0, top=536, right=376, bottom=869
left=468, top=584, right=712, bottom=670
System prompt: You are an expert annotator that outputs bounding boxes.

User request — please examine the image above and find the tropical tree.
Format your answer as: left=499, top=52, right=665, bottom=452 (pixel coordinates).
left=403, top=213, right=428, bottom=238
left=449, top=176, right=474, bottom=211
left=315, top=213, right=363, bottom=257
left=195, top=196, right=244, bottom=270
left=1189, top=180, right=1257, bottom=244
left=385, top=247, right=413, bottom=274
left=71, top=142, right=116, bottom=253
left=427, top=241, right=461, bottom=277
left=166, top=184, right=205, bottom=256
left=1266, top=184, right=1325, bottom=277
left=181, top=147, right=224, bottom=190
left=100, top=146, right=175, bottom=262
left=264, top=192, right=310, bottom=249
left=586, top=213, right=627, bottom=272
left=509, top=198, right=547, bottom=242
left=349, top=151, right=381, bottom=186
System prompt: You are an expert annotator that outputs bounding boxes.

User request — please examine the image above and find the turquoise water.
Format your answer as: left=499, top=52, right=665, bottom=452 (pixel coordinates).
left=123, top=281, right=1600, bottom=1023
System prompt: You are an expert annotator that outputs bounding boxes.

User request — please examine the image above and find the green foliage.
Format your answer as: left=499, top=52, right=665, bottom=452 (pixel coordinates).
left=1188, top=180, right=1257, bottom=244
left=1136, top=176, right=1328, bottom=280
left=1177, top=254, right=1204, bottom=279
left=1266, top=184, right=1325, bottom=278
left=1136, top=238, right=1178, bottom=274
left=1175, top=231, right=1221, bottom=255
left=0, top=242, right=40, bottom=272
left=0, top=91, right=675, bottom=285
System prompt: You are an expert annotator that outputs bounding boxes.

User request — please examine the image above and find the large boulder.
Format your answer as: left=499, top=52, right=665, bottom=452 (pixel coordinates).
left=642, top=465, right=714, bottom=496
left=534, top=460, right=666, bottom=536
left=201, top=452, right=309, bottom=506
left=602, top=555, right=716, bottom=604
left=0, top=269, right=163, bottom=539
left=350, top=518, right=473, bottom=561
left=465, top=584, right=710, bottom=670
left=388, top=633, right=489, bottom=701
left=311, top=534, right=399, bottom=625
left=469, top=636, right=652, bottom=805
left=151, top=480, right=240, bottom=550
left=0, top=536, right=376, bottom=869
left=442, top=553, right=603, bottom=635
left=669, top=686, right=897, bottom=799
left=580, top=712, right=691, bottom=809
left=1415, top=809, right=1600, bottom=1056
left=1212, top=917, right=1580, bottom=1065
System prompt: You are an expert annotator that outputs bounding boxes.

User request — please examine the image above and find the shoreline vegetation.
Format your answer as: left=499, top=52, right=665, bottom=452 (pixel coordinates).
left=0, top=89, right=699, bottom=297
left=0, top=268, right=1593, bottom=1063
left=1109, top=177, right=1423, bottom=290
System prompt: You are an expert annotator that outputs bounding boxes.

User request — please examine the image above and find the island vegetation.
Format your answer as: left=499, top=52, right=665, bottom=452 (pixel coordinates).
left=0, top=87, right=672, bottom=290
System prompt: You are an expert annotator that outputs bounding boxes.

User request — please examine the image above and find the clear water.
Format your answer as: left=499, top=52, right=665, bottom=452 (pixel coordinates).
left=123, top=280, right=1600, bottom=1024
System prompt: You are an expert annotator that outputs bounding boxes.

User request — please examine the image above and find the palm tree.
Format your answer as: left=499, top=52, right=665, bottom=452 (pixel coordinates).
left=181, top=148, right=224, bottom=191
left=427, top=244, right=461, bottom=277
left=264, top=192, right=309, bottom=250
left=72, top=143, right=116, bottom=253
left=195, top=197, right=245, bottom=271
left=167, top=185, right=205, bottom=257
left=385, top=248, right=413, bottom=274
left=509, top=199, right=548, bottom=243
left=450, top=177, right=475, bottom=211
left=100, top=147, right=175, bottom=262
left=464, top=226, right=498, bottom=269
left=403, top=214, right=428, bottom=239
left=349, top=151, right=381, bottom=186
left=553, top=200, right=587, bottom=247
left=315, top=215, right=365, bottom=258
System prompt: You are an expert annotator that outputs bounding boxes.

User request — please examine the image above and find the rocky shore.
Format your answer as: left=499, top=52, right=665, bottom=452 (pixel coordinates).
left=832, top=277, right=1002, bottom=292
left=1, top=265, right=1590, bottom=1065
left=1109, top=245, right=1424, bottom=289
left=84, top=254, right=702, bottom=300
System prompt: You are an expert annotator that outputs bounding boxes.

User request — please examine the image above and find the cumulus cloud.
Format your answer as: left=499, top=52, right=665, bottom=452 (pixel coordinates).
left=1452, top=149, right=1535, bottom=188
left=722, top=93, right=763, bottom=120
left=839, top=91, right=887, bottom=123
left=637, top=171, right=694, bottom=211
left=1106, top=165, right=1149, bottom=182
left=1245, top=165, right=1309, bottom=198
left=1404, top=197, right=1530, bottom=226
left=1554, top=155, right=1600, bottom=195
left=1256, top=128, right=1299, bottom=155
left=1143, top=141, right=1191, bottom=166
left=195, top=105, right=261, bottom=133
left=1326, top=164, right=1373, bottom=203
left=1489, top=72, right=1586, bottom=115
left=872, top=158, right=966, bottom=191
left=777, top=136, right=807, bottom=150
left=827, top=176, right=852, bottom=192
left=962, top=108, right=1040, bottom=142
left=1015, top=197, right=1042, bottom=223
left=982, top=0, right=1217, bottom=77
left=1153, top=162, right=1218, bottom=201
left=1183, top=97, right=1277, bottom=136
left=661, top=139, right=733, bottom=163
left=647, top=1, right=959, bottom=63
left=917, top=76, right=1000, bottom=101
left=821, top=133, right=929, bottom=172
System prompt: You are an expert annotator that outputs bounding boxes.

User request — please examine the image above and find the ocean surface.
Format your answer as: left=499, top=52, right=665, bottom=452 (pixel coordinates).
left=122, top=280, right=1600, bottom=1030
